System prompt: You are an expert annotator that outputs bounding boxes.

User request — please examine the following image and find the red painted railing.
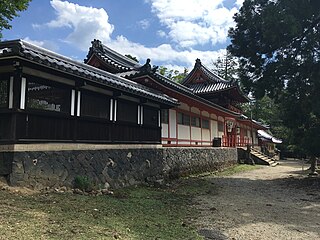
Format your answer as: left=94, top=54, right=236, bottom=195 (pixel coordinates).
left=222, top=135, right=252, bottom=147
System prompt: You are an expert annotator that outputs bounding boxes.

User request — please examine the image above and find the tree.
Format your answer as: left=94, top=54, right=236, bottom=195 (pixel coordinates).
left=242, top=96, right=289, bottom=149
left=124, top=54, right=139, bottom=63
left=228, top=0, right=320, bottom=174
left=0, top=0, right=31, bottom=39
left=211, top=50, right=239, bottom=82
left=158, top=66, right=188, bottom=83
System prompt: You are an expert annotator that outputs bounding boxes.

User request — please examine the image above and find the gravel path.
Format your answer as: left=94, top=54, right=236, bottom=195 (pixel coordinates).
left=195, top=160, right=320, bottom=240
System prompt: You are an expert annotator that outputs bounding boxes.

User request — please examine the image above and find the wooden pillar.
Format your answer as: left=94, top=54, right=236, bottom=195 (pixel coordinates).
left=10, top=61, right=23, bottom=141
left=71, top=89, right=78, bottom=142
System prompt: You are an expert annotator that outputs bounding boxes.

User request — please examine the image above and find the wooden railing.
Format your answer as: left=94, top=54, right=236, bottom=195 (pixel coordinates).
left=222, top=135, right=252, bottom=147
left=0, top=111, right=161, bottom=144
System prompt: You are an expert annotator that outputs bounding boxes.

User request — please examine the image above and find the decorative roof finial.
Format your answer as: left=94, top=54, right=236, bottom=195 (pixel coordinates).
left=195, top=58, right=201, bottom=67
left=91, top=39, right=103, bottom=50
left=139, top=58, right=158, bottom=73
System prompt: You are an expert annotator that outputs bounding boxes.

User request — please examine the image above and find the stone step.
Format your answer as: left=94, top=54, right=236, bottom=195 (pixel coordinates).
left=250, top=151, right=278, bottom=166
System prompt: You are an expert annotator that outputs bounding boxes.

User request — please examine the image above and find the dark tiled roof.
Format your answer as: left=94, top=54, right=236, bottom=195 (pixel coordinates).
left=83, top=40, right=249, bottom=117
left=181, top=58, right=239, bottom=94
left=188, top=82, right=234, bottom=94
left=181, top=59, right=250, bottom=102
left=84, top=39, right=141, bottom=72
left=118, top=68, right=241, bottom=117
left=0, top=39, right=178, bottom=106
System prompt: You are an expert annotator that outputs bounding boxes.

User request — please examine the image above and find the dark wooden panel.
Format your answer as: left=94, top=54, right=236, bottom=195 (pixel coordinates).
left=23, top=112, right=73, bottom=140
left=1, top=111, right=161, bottom=143
left=0, top=112, right=13, bottom=140
left=77, top=118, right=112, bottom=141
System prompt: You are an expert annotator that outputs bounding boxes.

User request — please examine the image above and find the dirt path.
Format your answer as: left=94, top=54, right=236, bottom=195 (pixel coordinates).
left=194, top=160, right=320, bottom=240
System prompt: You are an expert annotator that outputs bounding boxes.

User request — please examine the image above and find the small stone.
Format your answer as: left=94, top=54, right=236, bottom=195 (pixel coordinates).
left=101, top=189, right=113, bottom=195
left=104, top=182, right=110, bottom=190
left=153, top=179, right=164, bottom=187
left=1, top=186, right=9, bottom=191
left=101, top=189, right=109, bottom=194
left=73, top=188, right=83, bottom=195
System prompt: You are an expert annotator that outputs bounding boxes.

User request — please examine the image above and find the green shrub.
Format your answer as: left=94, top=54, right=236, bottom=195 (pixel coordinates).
left=74, top=175, right=93, bottom=192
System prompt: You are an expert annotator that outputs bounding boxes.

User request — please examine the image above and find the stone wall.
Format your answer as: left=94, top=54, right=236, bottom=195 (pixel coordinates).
left=163, top=147, right=237, bottom=179
left=1, top=144, right=237, bottom=190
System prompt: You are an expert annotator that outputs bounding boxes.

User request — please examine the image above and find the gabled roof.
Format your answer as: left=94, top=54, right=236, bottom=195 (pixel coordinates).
left=83, top=40, right=264, bottom=125
left=0, top=39, right=178, bottom=107
left=117, top=62, right=242, bottom=117
left=258, top=130, right=282, bottom=144
left=84, top=39, right=141, bottom=72
left=182, top=59, right=231, bottom=86
left=182, top=59, right=249, bottom=102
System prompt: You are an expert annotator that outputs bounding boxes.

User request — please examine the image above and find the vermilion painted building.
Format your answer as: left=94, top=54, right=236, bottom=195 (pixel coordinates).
left=85, top=40, right=266, bottom=147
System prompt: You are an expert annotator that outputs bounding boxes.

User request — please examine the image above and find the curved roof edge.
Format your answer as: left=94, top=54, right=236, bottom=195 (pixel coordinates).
left=0, top=39, right=178, bottom=107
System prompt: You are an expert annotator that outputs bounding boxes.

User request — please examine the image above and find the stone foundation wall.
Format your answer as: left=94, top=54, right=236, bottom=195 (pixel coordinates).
left=1, top=144, right=237, bottom=190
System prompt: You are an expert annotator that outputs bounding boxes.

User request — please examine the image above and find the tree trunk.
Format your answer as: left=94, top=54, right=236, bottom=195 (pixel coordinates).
left=309, top=156, right=318, bottom=176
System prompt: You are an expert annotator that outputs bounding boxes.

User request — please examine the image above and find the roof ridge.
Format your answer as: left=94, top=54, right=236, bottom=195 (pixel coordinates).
left=86, top=39, right=141, bottom=69
left=0, top=39, right=177, bottom=106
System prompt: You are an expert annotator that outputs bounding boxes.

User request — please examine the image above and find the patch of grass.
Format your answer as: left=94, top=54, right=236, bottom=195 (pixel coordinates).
left=0, top=185, right=203, bottom=240
left=215, top=164, right=261, bottom=176
left=0, top=164, right=260, bottom=239
left=74, top=175, right=93, bottom=191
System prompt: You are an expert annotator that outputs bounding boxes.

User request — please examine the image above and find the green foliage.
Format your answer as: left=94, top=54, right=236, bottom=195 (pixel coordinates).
left=228, top=0, right=320, bottom=157
left=0, top=0, right=31, bottom=39
left=242, top=96, right=288, bottom=142
left=124, top=54, right=139, bottom=63
left=158, top=66, right=189, bottom=83
left=74, top=175, right=93, bottom=192
left=215, top=164, right=260, bottom=176
left=211, top=50, right=239, bottom=82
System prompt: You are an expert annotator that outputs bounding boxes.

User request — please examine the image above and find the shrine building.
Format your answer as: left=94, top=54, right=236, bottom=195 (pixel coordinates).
left=85, top=39, right=266, bottom=148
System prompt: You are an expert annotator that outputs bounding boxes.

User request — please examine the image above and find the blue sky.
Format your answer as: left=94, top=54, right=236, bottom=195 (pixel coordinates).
left=3, top=0, right=244, bottom=71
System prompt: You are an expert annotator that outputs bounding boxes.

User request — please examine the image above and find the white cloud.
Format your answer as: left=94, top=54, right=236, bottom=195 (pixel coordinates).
left=235, top=0, right=244, bottom=7
left=157, top=30, right=167, bottom=38
left=147, top=0, right=240, bottom=48
left=106, top=35, right=226, bottom=70
left=138, top=19, right=151, bottom=30
left=23, top=37, right=59, bottom=52
left=39, top=0, right=114, bottom=51
left=33, top=0, right=234, bottom=70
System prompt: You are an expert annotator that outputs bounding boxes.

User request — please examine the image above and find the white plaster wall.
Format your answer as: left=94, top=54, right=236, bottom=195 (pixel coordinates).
left=210, top=113, right=217, bottom=120
left=178, top=103, right=190, bottom=111
left=202, top=111, right=209, bottom=117
left=161, top=123, right=168, bottom=138
left=218, top=116, right=224, bottom=122
left=202, top=129, right=211, bottom=142
left=191, top=107, right=200, bottom=114
left=169, top=109, right=176, bottom=138
left=178, top=125, right=190, bottom=140
left=247, top=129, right=251, bottom=138
left=191, top=127, right=201, bottom=141
left=211, top=120, right=218, bottom=138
